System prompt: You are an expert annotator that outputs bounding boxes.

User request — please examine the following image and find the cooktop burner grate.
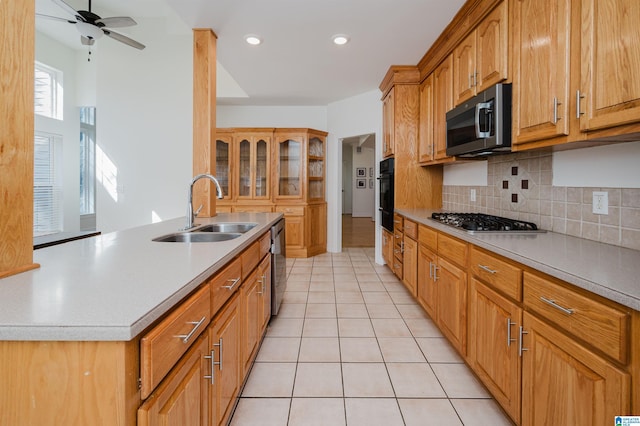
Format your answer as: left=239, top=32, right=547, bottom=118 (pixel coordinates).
left=430, top=212, right=545, bottom=233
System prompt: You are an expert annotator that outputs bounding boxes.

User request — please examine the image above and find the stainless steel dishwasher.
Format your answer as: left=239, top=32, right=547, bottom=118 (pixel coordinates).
left=270, top=218, right=286, bottom=315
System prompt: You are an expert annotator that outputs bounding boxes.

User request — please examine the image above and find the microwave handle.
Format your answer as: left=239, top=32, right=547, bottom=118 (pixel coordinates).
left=475, top=101, right=492, bottom=138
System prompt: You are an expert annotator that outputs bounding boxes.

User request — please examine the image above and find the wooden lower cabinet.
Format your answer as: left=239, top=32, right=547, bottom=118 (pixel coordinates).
left=402, top=236, right=418, bottom=297
left=241, top=269, right=261, bottom=377
left=435, top=256, right=467, bottom=356
left=469, top=278, right=522, bottom=423
left=277, top=203, right=327, bottom=258
left=521, top=311, right=630, bottom=426
left=417, top=243, right=437, bottom=319
left=138, top=333, right=210, bottom=426
left=382, top=229, right=393, bottom=266
left=209, top=293, right=241, bottom=426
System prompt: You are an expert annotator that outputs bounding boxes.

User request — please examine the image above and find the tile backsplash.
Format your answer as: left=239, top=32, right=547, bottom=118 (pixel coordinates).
left=442, top=151, right=640, bottom=251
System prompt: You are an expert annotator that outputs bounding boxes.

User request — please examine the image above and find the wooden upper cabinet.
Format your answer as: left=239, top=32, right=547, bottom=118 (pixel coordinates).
left=433, top=55, right=454, bottom=160
left=512, top=0, right=572, bottom=145
left=453, top=1, right=508, bottom=106
left=580, top=0, right=640, bottom=131
left=275, top=134, right=304, bottom=201
left=213, top=130, right=233, bottom=202
left=418, top=74, right=435, bottom=163
left=307, top=135, right=325, bottom=201
left=382, top=87, right=395, bottom=158
left=235, top=132, right=271, bottom=201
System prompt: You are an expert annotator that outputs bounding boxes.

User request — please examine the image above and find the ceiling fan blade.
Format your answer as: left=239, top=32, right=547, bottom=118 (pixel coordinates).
left=103, top=29, right=145, bottom=50
left=36, top=13, right=77, bottom=24
left=81, top=35, right=95, bottom=46
left=95, top=16, right=137, bottom=28
left=51, top=0, right=83, bottom=21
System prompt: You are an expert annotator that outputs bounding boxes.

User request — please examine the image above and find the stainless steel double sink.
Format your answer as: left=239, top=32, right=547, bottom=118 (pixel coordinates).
left=153, top=222, right=257, bottom=243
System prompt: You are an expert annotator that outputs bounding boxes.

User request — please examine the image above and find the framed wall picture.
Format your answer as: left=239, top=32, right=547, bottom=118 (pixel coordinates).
left=369, top=167, right=374, bottom=177
left=356, top=167, right=366, bottom=177
left=356, top=179, right=366, bottom=189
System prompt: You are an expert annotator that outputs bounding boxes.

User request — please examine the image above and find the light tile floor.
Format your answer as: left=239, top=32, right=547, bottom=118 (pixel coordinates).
left=230, top=248, right=514, bottom=426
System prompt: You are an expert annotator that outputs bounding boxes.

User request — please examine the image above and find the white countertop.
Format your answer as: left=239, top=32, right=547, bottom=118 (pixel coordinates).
left=397, top=209, right=640, bottom=311
left=0, top=213, right=283, bottom=341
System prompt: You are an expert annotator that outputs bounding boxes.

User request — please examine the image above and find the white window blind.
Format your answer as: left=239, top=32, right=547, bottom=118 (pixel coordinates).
left=80, top=107, right=96, bottom=216
left=34, top=133, right=63, bottom=237
left=34, top=62, right=62, bottom=120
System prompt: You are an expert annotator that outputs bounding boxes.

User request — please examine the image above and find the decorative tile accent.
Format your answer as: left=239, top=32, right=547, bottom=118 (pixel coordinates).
left=442, top=151, right=640, bottom=250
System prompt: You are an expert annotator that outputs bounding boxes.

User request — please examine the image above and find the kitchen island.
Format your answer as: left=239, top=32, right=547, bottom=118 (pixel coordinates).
left=0, top=212, right=282, bottom=425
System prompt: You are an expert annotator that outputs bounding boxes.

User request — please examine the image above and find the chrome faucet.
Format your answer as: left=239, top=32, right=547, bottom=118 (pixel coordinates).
left=184, top=173, right=224, bottom=230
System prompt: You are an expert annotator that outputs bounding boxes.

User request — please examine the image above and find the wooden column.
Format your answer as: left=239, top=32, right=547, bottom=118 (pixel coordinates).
left=192, top=29, right=218, bottom=217
left=0, top=0, right=39, bottom=278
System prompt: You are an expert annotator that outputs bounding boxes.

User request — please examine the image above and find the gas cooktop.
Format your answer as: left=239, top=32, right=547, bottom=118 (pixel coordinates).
left=430, top=212, right=545, bottom=234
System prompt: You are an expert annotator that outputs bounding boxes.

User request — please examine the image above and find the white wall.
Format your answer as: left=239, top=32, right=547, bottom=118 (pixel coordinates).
left=217, top=106, right=327, bottom=129
left=35, top=32, right=81, bottom=234
left=96, top=17, right=193, bottom=233
left=326, top=90, right=383, bottom=261
left=351, top=145, right=376, bottom=218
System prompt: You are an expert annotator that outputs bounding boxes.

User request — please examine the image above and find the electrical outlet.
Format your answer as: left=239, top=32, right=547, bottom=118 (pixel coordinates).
left=592, top=191, right=608, bottom=215
left=470, top=189, right=476, bottom=202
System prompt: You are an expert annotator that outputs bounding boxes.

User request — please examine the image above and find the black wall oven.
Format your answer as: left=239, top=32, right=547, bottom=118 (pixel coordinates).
left=378, top=158, right=394, bottom=232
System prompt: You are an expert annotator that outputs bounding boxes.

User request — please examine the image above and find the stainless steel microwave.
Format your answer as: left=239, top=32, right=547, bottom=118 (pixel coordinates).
left=445, top=83, right=512, bottom=157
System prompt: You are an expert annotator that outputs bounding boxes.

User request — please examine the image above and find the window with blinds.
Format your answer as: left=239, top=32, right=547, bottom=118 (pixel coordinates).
left=34, top=62, right=63, bottom=120
left=80, top=107, right=96, bottom=217
left=34, top=133, right=63, bottom=237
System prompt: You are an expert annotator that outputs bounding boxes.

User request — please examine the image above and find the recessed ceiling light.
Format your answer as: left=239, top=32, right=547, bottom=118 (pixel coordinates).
left=245, top=34, right=262, bottom=45
left=332, top=34, right=350, bottom=45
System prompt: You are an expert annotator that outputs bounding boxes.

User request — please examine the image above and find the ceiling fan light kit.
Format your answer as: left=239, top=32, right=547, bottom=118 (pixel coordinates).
left=37, top=0, right=145, bottom=50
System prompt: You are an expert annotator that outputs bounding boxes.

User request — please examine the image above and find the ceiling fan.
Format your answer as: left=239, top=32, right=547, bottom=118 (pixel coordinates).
left=37, top=0, right=145, bottom=50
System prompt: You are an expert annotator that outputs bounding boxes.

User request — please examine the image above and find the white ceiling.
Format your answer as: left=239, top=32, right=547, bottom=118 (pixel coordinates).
left=35, top=0, right=466, bottom=106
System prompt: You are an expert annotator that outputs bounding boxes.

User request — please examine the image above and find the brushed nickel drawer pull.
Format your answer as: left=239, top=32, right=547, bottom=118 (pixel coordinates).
left=213, top=338, right=223, bottom=371
left=222, top=277, right=241, bottom=291
left=518, top=326, right=528, bottom=357
left=175, top=316, right=206, bottom=343
left=204, top=350, right=215, bottom=384
left=507, top=318, right=516, bottom=347
left=432, top=264, right=439, bottom=281
left=540, top=296, right=574, bottom=315
left=478, top=264, right=497, bottom=274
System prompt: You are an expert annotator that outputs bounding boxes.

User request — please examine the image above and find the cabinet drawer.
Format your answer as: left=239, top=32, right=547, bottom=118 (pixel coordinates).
left=437, top=233, right=467, bottom=267
left=393, top=259, right=403, bottom=279
left=276, top=205, right=304, bottom=216
left=403, top=219, right=417, bottom=240
left=212, top=257, right=243, bottom=314
left=523, top=272, right=630, bottom=364
left=140, top=284, right=211, bottom=399
left=470, top=247, right=522, bottom=301
left=259, top=231, right=271, bottom=259
left=418, top=224, right=437, bottom=251
left=393, top=213, right=404, bottom=229
left=241, top=241, right=260, bottom=280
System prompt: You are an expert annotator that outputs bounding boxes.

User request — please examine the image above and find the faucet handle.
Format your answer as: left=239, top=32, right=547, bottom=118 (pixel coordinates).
left=194, top=204, right=203, bottom=217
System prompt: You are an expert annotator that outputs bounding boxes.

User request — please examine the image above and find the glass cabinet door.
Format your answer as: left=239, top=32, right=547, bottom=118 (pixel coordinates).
left=255, top=139, right=268, bottom=198
left=308, top=136, right=325, bottom=200
left=215, top=138, right=231, bottom=198
left=278, top=139, right=301, bottom=198
left=238, top=139, right=251, bottom=198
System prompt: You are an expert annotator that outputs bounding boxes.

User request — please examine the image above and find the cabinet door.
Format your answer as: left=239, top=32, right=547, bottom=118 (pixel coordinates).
left=241, top=270, right=260, bottom=377
left=237, top=138, right=252, bottom=199
left=580, top=0, right=640, bottom=131
left=258, top=254, right=272, bottom=333
left=213, top=133, right=232, bottom=201
left=417, top=244, right=437, bottom=319
left=307, top=203, right=327, bottom=256
left=521, top=312, right=630, bottom=426
left=308, top=136, right=325, bottom=201
left=402, top=237, right=418, bottom=297
left=236, top=135, right=271, bottom=201
left=433, top=55, right=454, bottom=160
left=469, top=278, right=522, bottom=423
left=382, top=87, right=395, bottom=157
left=138, top=333, right=209, bottom=426
left=382, top=229, right=393, bottom=266
left=276, top=138, right=303, bottom=200
left=435, top=256, right=467, bottom=355
left=418, top=75, right=434, bottom=163
left=254, top=138, right=270, bottom=199
left=475, top=1, right=508, bottom=93
left=512, top=0, right=571, bottom=144
left=453, top=31, right=476, bottom=106
left=284, top=214, right=305, bottom=250
left=209, top=294, right=241, bottom=426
